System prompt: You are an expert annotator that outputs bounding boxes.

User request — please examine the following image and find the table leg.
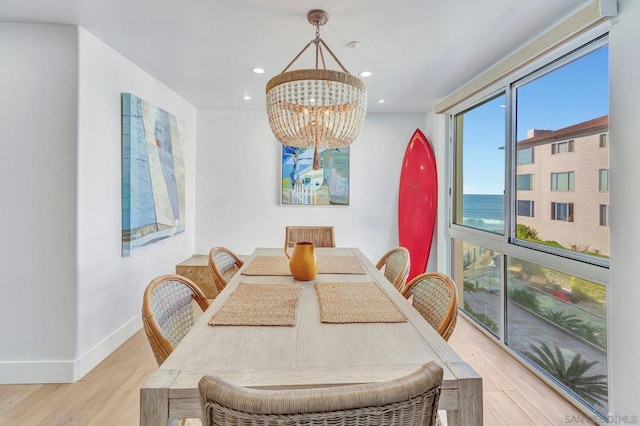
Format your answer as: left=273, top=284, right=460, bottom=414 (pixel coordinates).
left=444, top=362, right=483, bottom=426
left=140, top=370, right=178, bottom=426
left=446, top=376, right=483, bottom=426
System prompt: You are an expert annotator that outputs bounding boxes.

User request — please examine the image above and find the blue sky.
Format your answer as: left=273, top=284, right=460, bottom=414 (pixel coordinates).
left=461, top=45, right=609, bottom=195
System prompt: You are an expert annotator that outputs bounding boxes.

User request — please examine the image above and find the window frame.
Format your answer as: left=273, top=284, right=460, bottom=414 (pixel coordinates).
left=517, top=200, right=535, bottom=217
left=443, top=24, right=610, bottom=422
left=446, top=31, right=610, bottom=294
left=551, top=139, right=574, bottom=154
left=517, top=146, right=535, bottom=165
left=599, top=133, right=608, bottom=147
left=550, top=171, right=575, bottom=191
left=599, top=169, right=609, bottom=191
left=517, top=174, right=534, bottom=191
left=551, top=201, right=574, bottom=222
left=599, top=204, right=609, bottom=226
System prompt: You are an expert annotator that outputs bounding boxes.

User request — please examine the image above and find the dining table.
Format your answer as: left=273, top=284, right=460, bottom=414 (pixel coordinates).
left=140, top=247, right=483, bottom=425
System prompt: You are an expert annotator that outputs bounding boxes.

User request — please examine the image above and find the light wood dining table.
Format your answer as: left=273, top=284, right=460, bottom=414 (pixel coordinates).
left=141, top=247, right=482, bottom=425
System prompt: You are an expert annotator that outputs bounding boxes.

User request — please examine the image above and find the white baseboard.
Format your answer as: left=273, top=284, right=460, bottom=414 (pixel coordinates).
left=0, top=360, right=75, bottom=384
left=73, top=313, right=142, bottom=381
left=0, top=314, right=142, bottom=384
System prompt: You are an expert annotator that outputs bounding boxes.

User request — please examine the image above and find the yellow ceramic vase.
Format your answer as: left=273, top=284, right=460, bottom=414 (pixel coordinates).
left=286, top=242, right=317, bottom=281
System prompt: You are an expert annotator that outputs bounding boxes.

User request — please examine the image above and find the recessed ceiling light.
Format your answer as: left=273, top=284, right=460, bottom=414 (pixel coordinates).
left=347, top=41, right=361, bottom=49
left=378, top=99, right=385, bottom=104
left=360, top=71, right=372, bottom=78
left=244, top=95, right=252, bottom=101
left=252, top=67, right=265, bottom=74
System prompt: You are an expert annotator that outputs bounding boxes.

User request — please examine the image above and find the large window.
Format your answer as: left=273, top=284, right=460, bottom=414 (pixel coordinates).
left=454, top=240, right=500, bottom=336
left=453, top=94, right=506, bottom=235
left=450, top=36, right=609, bottom=419
left=506, top=259, right=607, bottom=412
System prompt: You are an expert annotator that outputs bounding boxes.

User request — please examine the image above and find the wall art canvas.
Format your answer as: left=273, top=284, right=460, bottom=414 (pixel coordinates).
left=281, top=146, right=349, bottom=205
left=121, top=93, right=185, bottom=256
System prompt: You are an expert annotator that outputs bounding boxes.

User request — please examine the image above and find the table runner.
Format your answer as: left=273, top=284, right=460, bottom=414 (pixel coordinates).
left=241, top=255, right=366, bottom=276
left=315, top=282, right=408, bottom=323
left=209, top=283, right=302, bottom=326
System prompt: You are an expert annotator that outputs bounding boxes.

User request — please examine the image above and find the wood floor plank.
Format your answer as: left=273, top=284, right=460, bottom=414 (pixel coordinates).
left=484, top=390, right=538, bottom=426
left=0, top=384, right=42, bottom=417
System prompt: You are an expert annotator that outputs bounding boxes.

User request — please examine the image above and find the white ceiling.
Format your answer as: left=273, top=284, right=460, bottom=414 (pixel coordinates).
left=1, top=0, right=590, bottom=113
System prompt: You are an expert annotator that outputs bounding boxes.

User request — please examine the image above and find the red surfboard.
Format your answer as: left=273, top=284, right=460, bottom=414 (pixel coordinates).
left=398, top=129, right=438, bottom=281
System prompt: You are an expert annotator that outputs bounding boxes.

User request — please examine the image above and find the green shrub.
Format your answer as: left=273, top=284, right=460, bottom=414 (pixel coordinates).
left=516, top=224, right=539, bottom=240
left=463, top=302, right=499, bottom=334
left=574, top=323, right=607, bottom=350
left=516, top=224, right=564, bottom=249
left=463, top=280, right=478, bottom=293
left=571, top=278, right=605, bottom=304
left=508, top=288, right=540, bottom=312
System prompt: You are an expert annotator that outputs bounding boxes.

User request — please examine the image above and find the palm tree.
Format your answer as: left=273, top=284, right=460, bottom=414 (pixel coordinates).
left=524, top=342, right=607, bottom=405
left=540, top=308, right=584, bottom=332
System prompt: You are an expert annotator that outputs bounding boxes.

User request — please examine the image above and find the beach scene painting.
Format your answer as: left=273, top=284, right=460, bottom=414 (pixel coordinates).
left=121, top=93, right=185, bottom=256
left=282, top=146, right=349, bottom=205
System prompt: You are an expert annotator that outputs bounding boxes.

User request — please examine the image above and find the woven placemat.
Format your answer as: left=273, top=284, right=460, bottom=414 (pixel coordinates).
left=317, top=256, right=366, bottom=274
left=315, top=282, right=407, bottom=323
left=242, top=256, right=366, bottom=276
left=241, top=256, right=290, bottom=276
left=209, top=283, right=302, bottom=326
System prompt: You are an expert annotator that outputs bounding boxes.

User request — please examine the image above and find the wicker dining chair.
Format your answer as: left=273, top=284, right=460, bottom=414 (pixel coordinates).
left=199, top=362, right=443, bottom=426
left=208, top=247, right=245, bottom=293
left=403, top=272, right=459, bottom=341
left=376, top=247, right=411, bottom=293
left=142, top=274, right=210, bottom=366
left=284, top=226, right=336, bottom=252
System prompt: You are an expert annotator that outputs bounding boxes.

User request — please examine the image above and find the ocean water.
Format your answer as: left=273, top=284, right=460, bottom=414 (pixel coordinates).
left=462, top=194, right=504, bottom=233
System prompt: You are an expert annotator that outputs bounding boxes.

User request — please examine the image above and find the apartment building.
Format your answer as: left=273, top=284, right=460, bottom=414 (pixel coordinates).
left=516, top=115, right=609, bottom=256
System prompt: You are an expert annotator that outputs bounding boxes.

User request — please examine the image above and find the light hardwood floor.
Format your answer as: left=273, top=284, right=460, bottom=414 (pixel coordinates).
left=0, top=315, right=595, bottom=425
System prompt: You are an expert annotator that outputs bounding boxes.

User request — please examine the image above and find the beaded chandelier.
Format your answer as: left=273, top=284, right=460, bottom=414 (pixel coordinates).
left=266, top=9, right=367, bottom=156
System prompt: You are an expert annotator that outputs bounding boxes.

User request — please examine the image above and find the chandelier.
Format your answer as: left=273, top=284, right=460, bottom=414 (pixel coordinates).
left=266, top=9, right=367, bottom=158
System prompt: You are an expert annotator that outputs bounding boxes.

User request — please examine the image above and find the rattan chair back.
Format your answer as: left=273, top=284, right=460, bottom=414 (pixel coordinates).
left=142, top=274, right=210, bottom=365
left=285, top=226, right=336, bottom=252
left=199, top=362, right=443, bottom=426
left=208, top=247, right=245, bottom=293
left=376, top=247, right=411, bottom=293
left=403, top=272, right=459, bottom=341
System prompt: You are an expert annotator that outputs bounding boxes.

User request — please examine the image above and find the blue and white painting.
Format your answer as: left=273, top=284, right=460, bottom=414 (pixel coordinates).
left=122, top=93, right=185, bottom=256
left=281, top=146, right=349, bottom=205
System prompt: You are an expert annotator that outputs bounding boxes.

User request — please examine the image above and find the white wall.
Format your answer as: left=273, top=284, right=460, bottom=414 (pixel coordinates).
left=0, top=23, right=79, bottom=382
left=0, top=23, right=197, bottom=383
left=195, top=110, right=426, bottom=262
left=608, top=0, right=640, bottom=418
left=74, top=28, right=197, bottom=379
